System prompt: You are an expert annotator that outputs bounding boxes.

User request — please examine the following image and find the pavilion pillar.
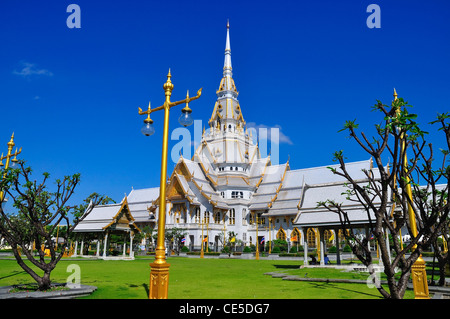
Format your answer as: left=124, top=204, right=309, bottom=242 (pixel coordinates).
left=123, top=234, right=127, bottom=257
left=102, top=232, right=109, bottom=258
left=129, top=232, right=134, bottom=258
left=96, top=239, right=100, bottom=257
left=80, top=239, right=84, bottom=257
left=301, top=227, right=308, bottom=266
left=319, top=227, right=325, bottom=266
left=334, top=228, right=341, bottom=265
left=73, top=240, right=78, bottom=257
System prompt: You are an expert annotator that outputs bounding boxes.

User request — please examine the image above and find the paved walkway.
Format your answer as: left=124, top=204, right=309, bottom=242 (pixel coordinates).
left=264, top=268, right=450, bottom=299
left=0, top=284, right=97, bottom=299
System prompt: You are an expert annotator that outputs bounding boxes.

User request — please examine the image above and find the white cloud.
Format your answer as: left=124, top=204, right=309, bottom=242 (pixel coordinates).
left=13, top=61, right=53, bottom=78
left=246, top=122, right=294, bottom=145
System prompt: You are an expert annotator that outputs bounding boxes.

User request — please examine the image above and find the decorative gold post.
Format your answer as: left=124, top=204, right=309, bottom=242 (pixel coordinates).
left=268, top=217, right=272, bottom=254
left=200, top=217, right=205, bottom=258
left=0, top=133, right=22, bottom=202
left=255, top=213, right=259, bottom=260
left=393, top=89, right=429, bottom=299
left=139, top=70, right=202, bottom=299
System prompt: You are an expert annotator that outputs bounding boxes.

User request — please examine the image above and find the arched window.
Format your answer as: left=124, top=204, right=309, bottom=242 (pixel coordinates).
left=324, top=229, right=333, bottom=248
left=307, top=228, right=317, bottom=248
left=229, top=209, right=235, bottom=225
left=194, top=207, right=200, bottom=223
left=290, top=227, right=301, bottom=244
left=204, top=211, right=210, bottom=224
left=214, top=211, right=221, bottom=224
left=277, top=227, right=287, bottom=241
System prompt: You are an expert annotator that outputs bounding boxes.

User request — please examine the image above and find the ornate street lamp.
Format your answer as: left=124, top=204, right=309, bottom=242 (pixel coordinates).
left=0, top=133, right=22, bottom=202
left=138, top=70, right=202, bottom=299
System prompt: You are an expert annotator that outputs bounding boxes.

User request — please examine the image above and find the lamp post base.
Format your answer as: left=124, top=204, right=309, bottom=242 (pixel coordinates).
left=411, top=255, right=429, bottom=299
left=149, top=262, right=170, bottom=299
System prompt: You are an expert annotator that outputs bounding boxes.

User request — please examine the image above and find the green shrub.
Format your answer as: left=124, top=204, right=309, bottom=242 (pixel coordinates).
left=272, top=239, right=288, bottom=252
left=243, top=246, right=252, bottom=253
left=181, top=246, right=189, bottom=252
left=272, top=246, right=281, bottom=253
left=328, top=246, right=337, bottom=253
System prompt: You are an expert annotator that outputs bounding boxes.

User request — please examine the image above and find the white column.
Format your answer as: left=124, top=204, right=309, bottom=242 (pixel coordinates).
left=73, top=240, right=78, bottom=257
left=319, top=228, right=325, bottom=266
left=96, top=240, right=100, bottom=257
left=302, top=228, right=308, bottom=266
left=80, top=240, right=84, bottom=256
left=122, top=235, right=127, bottom=257
left=129, top=232, right=134, bottom=258
left=102, top=233, right=108, bottom=258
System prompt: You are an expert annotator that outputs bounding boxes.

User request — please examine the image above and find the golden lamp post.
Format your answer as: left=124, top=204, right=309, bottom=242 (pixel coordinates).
left=199, top=217, right=205, bottom=259
left=393, top=89, right=429, bottom=299
left=0, top=133, right=22, bottom=202
left=138, top=70, right=202, bottom=299
left=254, top=213, right=260, bottom=260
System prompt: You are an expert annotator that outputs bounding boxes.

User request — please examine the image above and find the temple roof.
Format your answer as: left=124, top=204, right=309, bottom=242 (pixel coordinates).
left=74, top=197, right=140, bottom=233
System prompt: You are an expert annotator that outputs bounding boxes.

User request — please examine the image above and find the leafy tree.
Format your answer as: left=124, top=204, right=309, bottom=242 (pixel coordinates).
left=165, top=227, right=187, bottom=255
left=318, top=97, right=449, bottom=299
left=0, top=161, right=111, bottom=291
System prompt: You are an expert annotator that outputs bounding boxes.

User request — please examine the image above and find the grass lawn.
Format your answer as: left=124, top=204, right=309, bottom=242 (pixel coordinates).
left=0, top=256, right=415, bottom=299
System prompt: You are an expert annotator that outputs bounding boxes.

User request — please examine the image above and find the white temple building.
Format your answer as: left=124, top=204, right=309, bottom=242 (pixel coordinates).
left=74, top=23, right=384, bottom=263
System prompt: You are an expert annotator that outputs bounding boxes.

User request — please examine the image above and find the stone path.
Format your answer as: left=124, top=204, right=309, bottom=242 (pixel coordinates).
left=0, top=284, right=97, bottom=299
left=264, top=272, right=450, bottom=299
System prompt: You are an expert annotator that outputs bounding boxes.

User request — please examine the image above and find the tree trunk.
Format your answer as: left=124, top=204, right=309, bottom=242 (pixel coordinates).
left=37, top=271, right=52, bottom=291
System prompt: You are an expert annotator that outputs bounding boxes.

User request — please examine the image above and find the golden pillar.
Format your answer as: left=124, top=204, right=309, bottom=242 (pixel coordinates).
left=200, top=218, right=205, bottom=258
left=139, top=70, right=202, bottom=299
left=255, top=213, right=259, bottom=260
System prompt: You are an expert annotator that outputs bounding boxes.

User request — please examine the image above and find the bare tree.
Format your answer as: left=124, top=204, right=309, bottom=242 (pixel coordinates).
left=318, top=97, right=449, bottom=299
left=0, top=161, right=110, bottom=291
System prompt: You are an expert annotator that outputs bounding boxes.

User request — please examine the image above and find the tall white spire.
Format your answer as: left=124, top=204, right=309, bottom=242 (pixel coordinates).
left=223, top=20, right=232, bottom=77
left=208, top=21, right=245, bottom=130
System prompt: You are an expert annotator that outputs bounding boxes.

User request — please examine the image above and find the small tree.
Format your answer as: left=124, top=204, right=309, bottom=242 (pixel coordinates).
left=318, top=97, right=449, bottom=299
left=0, top=161, right=110, bottom=290
left=165, top=227, right=187, bottom=255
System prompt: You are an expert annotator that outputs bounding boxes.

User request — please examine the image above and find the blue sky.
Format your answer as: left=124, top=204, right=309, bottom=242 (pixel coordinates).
left=1, top=0, right=449, bottom=209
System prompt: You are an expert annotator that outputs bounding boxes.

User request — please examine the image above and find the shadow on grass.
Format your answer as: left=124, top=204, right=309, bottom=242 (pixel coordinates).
left=306, top=282, right=383, bottom=299
left=143, top=283, right=149, bottom=296
left=273, top=264, right=300, bottom=269
left=0, top=270, right=26, bottom=280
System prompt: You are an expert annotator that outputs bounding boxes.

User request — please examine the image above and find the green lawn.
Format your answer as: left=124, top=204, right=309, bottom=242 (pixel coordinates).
left=0, top=257, right=415, bottom=299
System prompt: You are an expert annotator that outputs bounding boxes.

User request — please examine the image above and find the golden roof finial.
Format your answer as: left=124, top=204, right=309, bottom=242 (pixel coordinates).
left=393, top=88, right=398, bottom=100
